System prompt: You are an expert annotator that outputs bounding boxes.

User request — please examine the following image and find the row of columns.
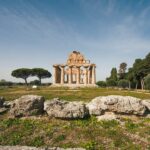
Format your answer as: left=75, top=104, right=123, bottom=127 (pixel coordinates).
left=53, top=65, right=96, bottom=85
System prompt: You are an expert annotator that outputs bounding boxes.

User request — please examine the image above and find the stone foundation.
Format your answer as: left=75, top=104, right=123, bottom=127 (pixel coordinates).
left=52, top=83, right=97, bottom=88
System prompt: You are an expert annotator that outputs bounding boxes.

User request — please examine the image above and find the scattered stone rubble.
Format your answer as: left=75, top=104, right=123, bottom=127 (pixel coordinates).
left=0, top=95, right=149, bottom=120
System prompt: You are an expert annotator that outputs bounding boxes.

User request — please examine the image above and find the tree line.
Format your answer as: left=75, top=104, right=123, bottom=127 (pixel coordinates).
left=97, top=52, right=150, bottom=90
left=11, top=68, right=52, bottom=85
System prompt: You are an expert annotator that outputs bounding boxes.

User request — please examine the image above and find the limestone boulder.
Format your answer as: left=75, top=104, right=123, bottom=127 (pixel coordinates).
left=0, top=97, right=4, bottom=107
left=0, top=146, right=43, bottom=150
left=0, top=146, right=85, bottom=150
left=96, top=112, right=118, bottom=121
left=10, top=95, right=45, bottom=117
left=86, top=95, right=146, bottom=116
left=3, top=101, right=13, bottom=108
left=0, top=107, right=8, bottom=114
left=44, top=98, right=89, bottom=119
left=145, top=114, right=150, bottom=118
left=142, top=100, right=150, bottom=111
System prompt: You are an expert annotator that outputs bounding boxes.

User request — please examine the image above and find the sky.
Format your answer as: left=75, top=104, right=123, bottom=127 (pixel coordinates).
left=0, top=0, right=150, bottom=83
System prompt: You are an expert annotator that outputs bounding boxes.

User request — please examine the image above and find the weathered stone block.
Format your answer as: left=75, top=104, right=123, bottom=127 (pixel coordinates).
left=86, top=95, right=146, bottom=116
left=10, top=95, right=45, bottom=117
left=44, top=98, right=89, bottom=119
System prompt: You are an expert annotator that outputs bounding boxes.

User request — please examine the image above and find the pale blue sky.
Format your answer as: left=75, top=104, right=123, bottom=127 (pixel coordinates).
left=0, top=0, right=150, bottom=82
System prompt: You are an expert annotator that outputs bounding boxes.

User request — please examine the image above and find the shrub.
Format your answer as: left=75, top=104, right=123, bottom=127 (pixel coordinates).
left=144, top=74, right=150, bottom=90
left=0, top=81, right=13, bottom=86
left=30, top=80, right=41, bottom=85
left=130, top=80, right=136, bottom=89
left=118, top=79, right=129, bottom=89
left=96, top=81, right=106, bottom=87
left=106, top=79, right=117, bottom=87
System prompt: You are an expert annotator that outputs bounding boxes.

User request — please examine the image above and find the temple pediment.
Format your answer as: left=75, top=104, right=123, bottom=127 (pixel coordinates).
left=67, top=51, right=90, bottom=66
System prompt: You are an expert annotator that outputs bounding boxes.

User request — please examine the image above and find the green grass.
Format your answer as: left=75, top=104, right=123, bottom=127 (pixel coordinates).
left=125, top=120, right=139, bottom=132
left=0, top=117, right=149, bottom=149
left=0, top=86, right=150, bottom=149
left=0, top=86, right=150, bottom=101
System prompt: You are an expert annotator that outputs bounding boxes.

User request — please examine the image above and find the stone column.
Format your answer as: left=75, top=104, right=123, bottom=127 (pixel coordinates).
left=66, top=74, right=69, bottom=83
left=76, top=66, right=80, bottom=85
left=68, top=66, right=72, bottom=84
left=61, top=66, right=65, bottom=84
left=53, top=66, right=57, bottom=84
left=92, top=65, right=96, bottom=84
left=88, top=67, right=91, bottom=84
left=84, top=67, right=88, bottom=85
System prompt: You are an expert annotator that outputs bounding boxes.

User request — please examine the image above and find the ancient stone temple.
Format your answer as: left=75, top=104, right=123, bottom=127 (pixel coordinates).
left=53, top=51, right=96, bottom=87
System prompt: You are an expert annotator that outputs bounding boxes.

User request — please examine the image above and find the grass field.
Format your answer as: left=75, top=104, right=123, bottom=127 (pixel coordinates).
left=0, top=86, right=150, bottom=101
left=0, top=86, right=150, bottom=149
